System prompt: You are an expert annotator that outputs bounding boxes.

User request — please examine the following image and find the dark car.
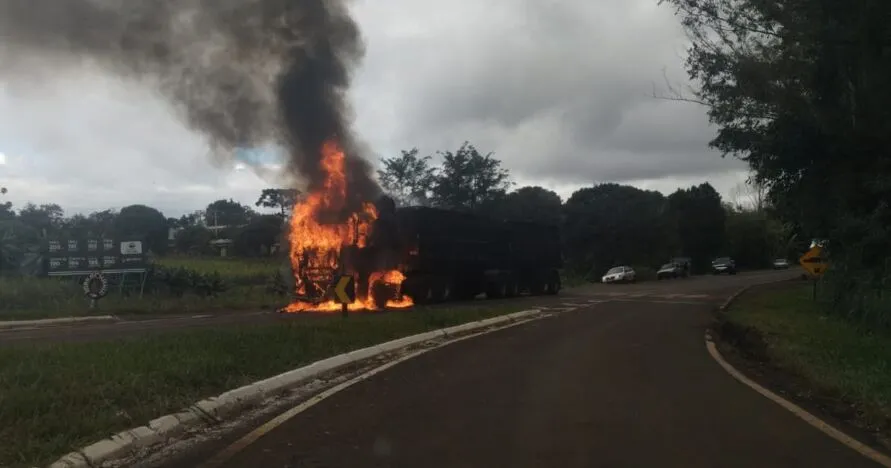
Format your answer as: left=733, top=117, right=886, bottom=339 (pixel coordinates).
left=656, top=263, right=683, bottom=280
left=670, top=257, right=692, bottom=277
left=711, top=256, right=737, bottom=275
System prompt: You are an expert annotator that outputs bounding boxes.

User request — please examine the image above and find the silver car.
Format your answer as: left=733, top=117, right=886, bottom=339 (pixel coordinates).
left=602, top=266, right=636, bottom=284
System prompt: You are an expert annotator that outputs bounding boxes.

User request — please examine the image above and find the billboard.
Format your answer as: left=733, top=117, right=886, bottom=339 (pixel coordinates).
left=43, top=238, right=148, bottom=276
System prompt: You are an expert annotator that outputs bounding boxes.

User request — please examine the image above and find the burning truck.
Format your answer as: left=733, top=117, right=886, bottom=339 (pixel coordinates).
left=283, top=141, right=564, bottom=313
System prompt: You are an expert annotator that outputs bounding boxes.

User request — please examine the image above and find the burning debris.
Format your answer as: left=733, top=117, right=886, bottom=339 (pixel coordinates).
left=0, top=0, right=409, bottom=311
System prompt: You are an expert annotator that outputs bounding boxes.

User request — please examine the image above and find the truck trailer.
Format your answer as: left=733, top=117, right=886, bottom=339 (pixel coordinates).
left=312, top=200, right=564, bottom=308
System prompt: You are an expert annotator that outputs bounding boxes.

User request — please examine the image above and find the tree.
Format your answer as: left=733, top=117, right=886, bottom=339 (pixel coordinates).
left=563, top=184, right=672, bottom=276
left=431, top=142, right=512, bottom=212
left=730, top=177, right=769, bottom=213
left=724, top=208, right=786, bottom=269
left=17, top=203, right=64, bottom=235
left=667, top=183, right=726, bottom=272
left=233, top=214, right=284, bottom=256
left=255, top=188, right=301, bottom=217
left=174, top=225, right=214, bottom=255
left=494, top=186, right=563, bottom=225
left=205, top=199, right=254, bottom=228
left=377, top=149, right=437, bottom=207
left=114, top=204, right=169, bottom=255
left=661, top=0, right=891, bottom=321
left=0, top=187, right=12, bottom=220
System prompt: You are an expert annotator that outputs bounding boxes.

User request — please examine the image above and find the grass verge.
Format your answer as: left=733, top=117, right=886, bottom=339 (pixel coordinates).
left=719, top=283, right=891, bottom=447
left=0, top=276, right=281, bottom=320
left=0, top=303, right=530, bottom=467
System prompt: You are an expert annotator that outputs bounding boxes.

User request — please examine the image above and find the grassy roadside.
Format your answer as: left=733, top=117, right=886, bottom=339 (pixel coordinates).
left=720, top=284, right=891, bottom=442
left=0, top=276, right=281, bottom=320
left=0, top=303, right=529, bottom=467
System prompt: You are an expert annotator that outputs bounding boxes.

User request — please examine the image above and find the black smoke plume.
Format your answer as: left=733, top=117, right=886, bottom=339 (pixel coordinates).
left=0, top=0, right=381, bottom=217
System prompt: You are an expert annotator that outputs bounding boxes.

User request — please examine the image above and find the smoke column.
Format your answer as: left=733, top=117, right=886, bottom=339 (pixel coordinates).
left=0, top=0, right=381, bottom=215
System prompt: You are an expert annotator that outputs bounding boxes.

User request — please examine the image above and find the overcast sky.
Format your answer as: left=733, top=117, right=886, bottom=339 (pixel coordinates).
left=0, top=0, right=750, bottom=218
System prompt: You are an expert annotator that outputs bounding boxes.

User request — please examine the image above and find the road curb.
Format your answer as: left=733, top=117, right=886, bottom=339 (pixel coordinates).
left=0, top=315, right=117, bottom=330
left=705, top=277, right=891, bottom=467
left=705, top=335, right=891, bottom=467
left=47, top=308, right=544, bottom=468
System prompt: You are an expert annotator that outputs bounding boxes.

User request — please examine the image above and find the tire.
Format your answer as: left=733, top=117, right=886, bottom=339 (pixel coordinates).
left=529, top=280, right=546, bottom=296
left=505, top=278, right=520, bottom=297
left=371, top=281, right=395, bottom=310
left=545, top=271, right=560, bottom=295
left=434, top=279, right=453, bottom=303
left=485, top=280, right=508, bottom=299
left=412, top=280, right=434, bottom=305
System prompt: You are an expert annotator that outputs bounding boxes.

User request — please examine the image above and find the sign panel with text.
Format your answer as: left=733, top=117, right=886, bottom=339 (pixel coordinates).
left=43, top=237, right=148, bottom=276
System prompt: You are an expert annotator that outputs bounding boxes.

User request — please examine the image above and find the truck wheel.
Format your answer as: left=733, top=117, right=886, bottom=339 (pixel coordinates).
left=433, top=279, right=453, bottom=303
left=411, top=281, right=434, bottom=305
left=544, top=271, right=560, bottom=295
left=485, top=280, right=507, bottom=299
left=505, top=279, right=520, bottom=297
left=370, top=281, right=395, bottom=310
left=529, top=279, right=545, bottom=295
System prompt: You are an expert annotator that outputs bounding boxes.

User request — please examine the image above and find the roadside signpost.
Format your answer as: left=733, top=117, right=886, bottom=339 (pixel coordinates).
left=799, top=246, right=829, bottom=300
left=331, top=274, right=356, bottom=317
left=43, top=237, right=149, bottom=298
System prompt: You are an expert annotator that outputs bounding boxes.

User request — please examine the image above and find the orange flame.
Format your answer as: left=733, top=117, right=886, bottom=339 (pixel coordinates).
left=283, top=140, right=413, bottom=313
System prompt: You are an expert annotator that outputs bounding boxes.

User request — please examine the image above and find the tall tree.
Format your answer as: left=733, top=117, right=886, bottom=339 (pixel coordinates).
left=377, top=149, right=437, bottom=207
left=0, top=187, right=12, bottom=220
left=667, top=183, right=726, bottom=271
left=563, top=184, right=672, bottom=276
left=431, top=142, right=512, bottom=212
left=17, top=203, right=64, bottom=235
left=495, top=186, right=563, bottom=225
left=205, top=199, right=254, bottom=227
left=233, top=214, right=285, bottom=257
left=114, top=204, right=169, bottom=254
left=174, top=225, right=214, bottom=255
left=662, top=0, right=891, bottom=318
left=255, top=188, right=301, bottom=216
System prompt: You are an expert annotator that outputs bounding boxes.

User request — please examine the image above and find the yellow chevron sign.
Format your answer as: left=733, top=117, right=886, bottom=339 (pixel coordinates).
left=332, top=275, right=356, bottom=304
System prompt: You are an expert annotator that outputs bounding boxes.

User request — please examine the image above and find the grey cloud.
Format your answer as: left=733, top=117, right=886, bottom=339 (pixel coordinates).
left=351, top=0, right=745, bottom=186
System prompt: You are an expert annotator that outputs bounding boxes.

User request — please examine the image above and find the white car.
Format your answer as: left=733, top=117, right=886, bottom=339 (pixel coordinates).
left=602, top=266, right=636, bottom=284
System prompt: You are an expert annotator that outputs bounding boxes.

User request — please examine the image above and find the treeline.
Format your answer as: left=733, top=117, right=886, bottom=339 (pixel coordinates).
left=660, top=0, right=891, bottom=328
left=0, top=190, right=299, bottom=272
left=0, top=142, right=794, bottom=278
left=378, top=143, right=797, bottom=276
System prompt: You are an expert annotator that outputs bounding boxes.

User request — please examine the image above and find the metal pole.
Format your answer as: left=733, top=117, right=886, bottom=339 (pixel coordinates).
left=342, top=302, right=348, bottom=318
left=812, top=279, right=817, bottom=301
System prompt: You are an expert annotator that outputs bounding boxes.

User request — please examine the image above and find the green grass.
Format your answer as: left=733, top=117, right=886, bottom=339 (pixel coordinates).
left=0, top=303, right=526, bottom=467
left=0, top=276, right=282, bottom=320
left=724, top=284, right=891, bottom=426
left=155, top=256, right=283, bottom=284
left=0, top=256, right=288, bottom=320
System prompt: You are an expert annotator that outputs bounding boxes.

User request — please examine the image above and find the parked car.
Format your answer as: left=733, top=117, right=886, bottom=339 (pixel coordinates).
left=670, top=257, right=692, bottom=277
left=656, top=263, right=683, bottom=280
left=711, top=257, right=737, bottom=275
left=773, top=258, right=790, bottom=269
left=602, top=266, right=636, bottom=284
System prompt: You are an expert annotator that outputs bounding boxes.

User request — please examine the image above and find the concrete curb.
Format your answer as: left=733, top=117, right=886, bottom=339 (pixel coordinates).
left=48, top=308, right=544, bottom=468
left=0, top=315, right=117, bottom=330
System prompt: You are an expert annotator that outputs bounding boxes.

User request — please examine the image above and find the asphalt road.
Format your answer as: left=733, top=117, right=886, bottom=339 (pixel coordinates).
left=147, top=269, right=882, bottom=468
left=0, top=270, right=793, bottom=345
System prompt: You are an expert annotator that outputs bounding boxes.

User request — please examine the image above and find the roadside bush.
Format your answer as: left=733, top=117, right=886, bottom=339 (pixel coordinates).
left=146, top=265, right=228, bottom=298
